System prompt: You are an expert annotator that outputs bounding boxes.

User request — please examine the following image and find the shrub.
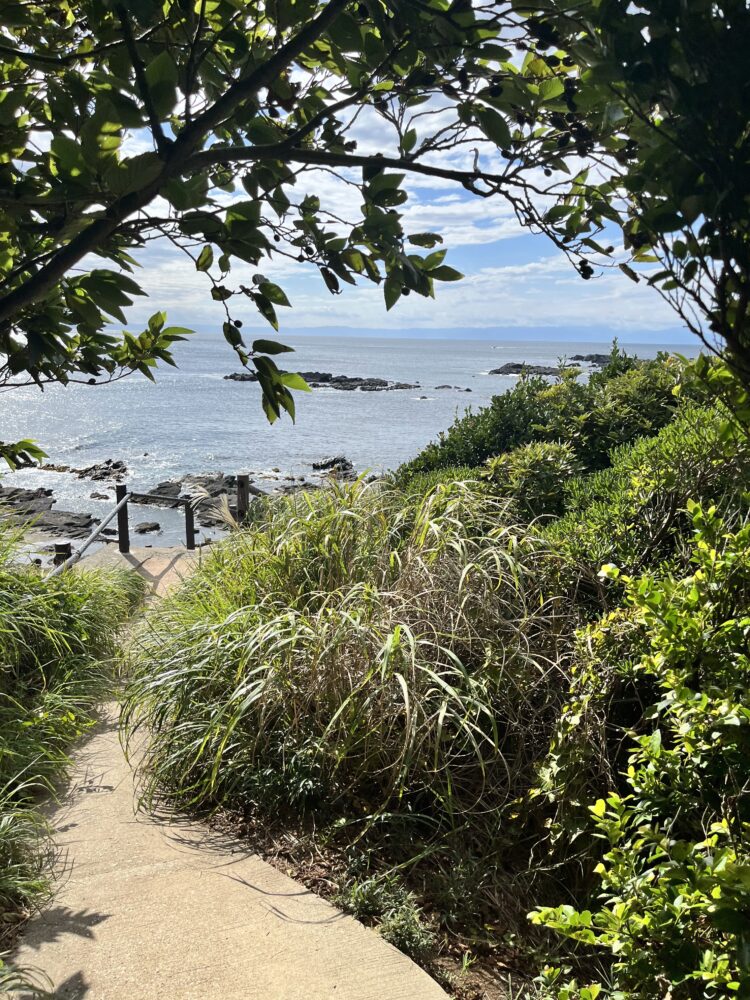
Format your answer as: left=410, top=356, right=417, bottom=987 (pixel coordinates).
left=531, top=503, right=750, bottom=999
left=397, top=373, right=550, bottom=478
left=547, top=402, right=750, bottom=582
left=397, top=348, right=685, bottom=482
left=484, top=442, right=580, bottom=518
left=124, top=479, right=574, bottom=932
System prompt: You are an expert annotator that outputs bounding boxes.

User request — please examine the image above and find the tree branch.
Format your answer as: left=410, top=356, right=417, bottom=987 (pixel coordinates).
left=190, top=145, right=504, bottom=192
left=116, top=5, right=168, bottom=155
left=0, top=0, right=351, bottom=329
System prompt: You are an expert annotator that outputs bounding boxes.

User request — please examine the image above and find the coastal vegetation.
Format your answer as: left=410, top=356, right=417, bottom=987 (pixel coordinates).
left=1, top=1, right=749, bottom=997
left=0, top=531, right=142, bottom=987
left=2, top=0, right=748, bottom=470
left=122, top=350, right=750, bottom=996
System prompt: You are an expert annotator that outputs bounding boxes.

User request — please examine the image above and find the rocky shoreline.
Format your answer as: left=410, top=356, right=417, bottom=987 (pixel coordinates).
left=0, top=485, right=101, bottom=539
left=224, top=370, right=473, bottom=393
left=0, top=456, right=361, bottom=542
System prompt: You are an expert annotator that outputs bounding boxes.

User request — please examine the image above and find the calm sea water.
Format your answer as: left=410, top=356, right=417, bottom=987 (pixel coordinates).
left=2, top=333, right=695, bottom=545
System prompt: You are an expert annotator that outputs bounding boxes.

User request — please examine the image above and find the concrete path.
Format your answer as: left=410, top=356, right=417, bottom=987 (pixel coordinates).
left=80, top=545, right=199, bottom=598
left=14, top=551, right=449, bottom=998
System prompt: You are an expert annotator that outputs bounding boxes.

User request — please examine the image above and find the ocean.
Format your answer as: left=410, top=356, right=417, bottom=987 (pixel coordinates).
left=2, top=333, right=696, bottom=545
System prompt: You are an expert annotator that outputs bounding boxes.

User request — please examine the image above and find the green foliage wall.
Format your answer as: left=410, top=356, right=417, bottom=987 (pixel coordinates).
left=532, top=504, right=750, bottom=999
left=397, top=351, right=684, bottom=483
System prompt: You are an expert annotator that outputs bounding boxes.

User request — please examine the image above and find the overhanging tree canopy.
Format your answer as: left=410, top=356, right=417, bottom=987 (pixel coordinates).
left=512, top=0, right=750, bottom=387
left=0, top=0, right=585, bottom=465
left=3, top=0, right=747, bottom=468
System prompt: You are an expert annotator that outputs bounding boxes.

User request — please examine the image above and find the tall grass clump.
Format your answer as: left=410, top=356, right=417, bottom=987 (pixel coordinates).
left=124, top=479, right=574, bottom=927
left=0, top=524, right=143, bottom=946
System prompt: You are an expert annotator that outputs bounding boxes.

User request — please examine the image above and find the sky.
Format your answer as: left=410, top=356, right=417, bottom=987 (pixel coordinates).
left=120, top=99, right=694, bottom=348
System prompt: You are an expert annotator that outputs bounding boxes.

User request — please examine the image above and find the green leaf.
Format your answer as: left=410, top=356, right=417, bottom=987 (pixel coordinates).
left=384, top=274, right=402, bottom=311
left=258, top=281, right=291, bottom=307
left=401, top=128, right=418, bottom=154
left=280, top=371, right=312, bottom=391
left=430, top=265, right=464, bottom=282
left=104, top=152, right=162, bottom=197
left=619, top=262, right=640, bottom=283
left=144, top=50, right=178, bottom=117
left=252, top=339, right=294, bottom=355
left=476, top=107, right=511, bottom=148
left=196, top=246, right=214, bottom=272
left=408, top=233, right=443, bottom=248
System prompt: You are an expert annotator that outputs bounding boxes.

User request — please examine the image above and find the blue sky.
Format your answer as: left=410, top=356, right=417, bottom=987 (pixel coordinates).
left=122, top=130, right=693, bottom=347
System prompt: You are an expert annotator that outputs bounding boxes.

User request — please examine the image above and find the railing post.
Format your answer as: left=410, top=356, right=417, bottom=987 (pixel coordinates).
left=185, top=501, right=196, bottom=551
left=115, top=484, right=130, bottom=554
left=53, top=541, right=72, bottom=567
left=237, top=473, right=250, bottom=523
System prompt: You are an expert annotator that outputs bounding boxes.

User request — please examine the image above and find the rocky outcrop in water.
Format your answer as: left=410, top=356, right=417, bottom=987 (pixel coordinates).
left=135, top=521, right=160, bottom=534
left=225, top=371, right=419, bottom=391
left=42, top=459, right=127, bottom=481
left=490, top=363, right=578, bottom=376
left=570, top=353, right=610, bottom=366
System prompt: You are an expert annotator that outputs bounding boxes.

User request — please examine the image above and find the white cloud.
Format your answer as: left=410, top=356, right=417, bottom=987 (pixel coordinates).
left=124, top=243, right=680, bottom=335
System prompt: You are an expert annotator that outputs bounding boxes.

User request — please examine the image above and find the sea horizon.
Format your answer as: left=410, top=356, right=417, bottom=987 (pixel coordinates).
left=3, top=331, right=700, bottom=546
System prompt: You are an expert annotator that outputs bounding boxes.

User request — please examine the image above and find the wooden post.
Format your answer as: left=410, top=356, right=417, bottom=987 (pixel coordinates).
left=185, top=502, right=196, bottom=551
left=236, top=473, right=250, bottom=523
left=53, top=541, right=72, bottom=566
left=116, top=484, right=130, bottom=554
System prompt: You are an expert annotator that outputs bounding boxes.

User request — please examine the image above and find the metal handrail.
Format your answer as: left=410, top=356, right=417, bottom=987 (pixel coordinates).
left=46, top=490, right=132, bottom=580
left=128, top=491, right=193, bottom=505
left=42, top=473, right=252, bottom=578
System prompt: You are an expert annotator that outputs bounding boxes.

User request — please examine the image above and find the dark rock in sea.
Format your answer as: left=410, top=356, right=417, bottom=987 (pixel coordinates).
left=570, top=353, right=610, bottom=366
left=135, top=521, right=160, bottom=534
left=78, top=459, right=127, bottom=481
left=489, top=363, right=579, bottom=377
left=90, top=492, right=110, bottom=500
left=312, top=455, right=354, bottom=474
left=41, top=463, right=73, bottom=473
left=224, top=370, right=419, bottom=392
left=435, top=384, right=472, bottom=391
left=132, top=480, right=183, bottom=508
left=183, top=472, right=237, bottom=498
left=42, top=459, right=128, bottom=481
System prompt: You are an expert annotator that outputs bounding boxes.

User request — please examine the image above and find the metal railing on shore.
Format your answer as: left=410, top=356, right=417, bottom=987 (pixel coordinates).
left=45, top=474, right=254, bottom=579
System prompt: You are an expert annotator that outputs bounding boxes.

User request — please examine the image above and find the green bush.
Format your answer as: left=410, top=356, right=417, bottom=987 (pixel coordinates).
left=397, top=372, right=550, bottom=478
left=531, top=503, right=750, bottom=999
left=124, top=479, right=573, bottom=933
left=484, top=441, right=580, bottom=518
left=397, top=348, right=685, bottom=482
left=546, top=402, right=750, bottom=581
